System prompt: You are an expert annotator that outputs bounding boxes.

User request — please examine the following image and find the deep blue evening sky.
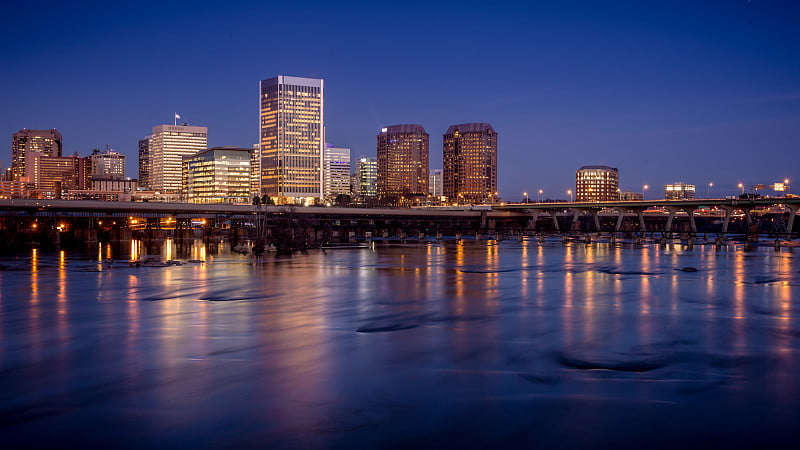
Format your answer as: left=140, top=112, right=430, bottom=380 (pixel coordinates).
left=1, top=0, right=798, bottom=200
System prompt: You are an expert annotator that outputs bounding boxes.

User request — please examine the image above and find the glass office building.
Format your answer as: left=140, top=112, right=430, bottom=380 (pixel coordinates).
left=183, top=147, right=251, bottom=204
left=259, top=75, right=324, bottom=205
left=377, top=124, right=429, bottom=201
left=149, top=124, right=208, bottom=194
left=443, top=123, right=498, bottom=203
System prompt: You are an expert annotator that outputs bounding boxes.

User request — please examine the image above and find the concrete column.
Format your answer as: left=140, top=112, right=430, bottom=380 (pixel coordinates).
left=590, top=210, right=601, bottom=231
left=614, top=209, right=625, bottom=232
left=686, top=209, right=697, bottom=233
left=549, top=211, right=560, bottom=232
left=637, top=211, right=646, bottom=232
left=721, top=206, right=733, bottom=234
left=665, top=207, right=677, bottom=234
left=786, top=204, right=798, bottom=234
left=571, top=209, right=581, bottom=231
left=528, top=211, right=540, bottom=232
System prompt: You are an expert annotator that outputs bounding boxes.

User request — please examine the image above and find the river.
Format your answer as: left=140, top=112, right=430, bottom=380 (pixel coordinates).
left=1, top=238, right=798, bottom=448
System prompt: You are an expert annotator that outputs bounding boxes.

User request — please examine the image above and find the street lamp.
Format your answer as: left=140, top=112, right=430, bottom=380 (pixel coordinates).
left=538, top=189, right=543, bottom=203
left=643, top=185, right=648, bottom=200
left=523, top=192, right=528, bottom=203
left=708, top=182, right=713, bottom=199
left=567, top=189, right=573, bottom=202
left=738, top=183, right=744, bottom=195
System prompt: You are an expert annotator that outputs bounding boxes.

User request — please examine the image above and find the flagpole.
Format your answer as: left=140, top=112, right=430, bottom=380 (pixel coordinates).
left=174, top=112, right=177, bottom=126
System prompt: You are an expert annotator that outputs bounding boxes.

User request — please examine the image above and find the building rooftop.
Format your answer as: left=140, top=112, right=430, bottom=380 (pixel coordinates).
left=578, top=165, right=618, bottom=171
left=445, top=123, right=496, bottom=135
left=379, top=124, right=427, bottom=135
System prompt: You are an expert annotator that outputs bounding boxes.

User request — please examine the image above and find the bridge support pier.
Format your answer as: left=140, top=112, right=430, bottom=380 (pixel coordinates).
left=614, top=209, right=625, bottom=232
left=687, top=209, right=697, bottom=234
left=664, top=207, right=677, bottom=236
left=590, top=210, right=601, bottom=231
left=636, top=210, right=647, bottom=233
left=721, top=206, right=733, bottom=234
left=786, top=204, right=798, bottom=234
left=570, top=210, right=581, bottom=231
left=548, top=210, right=560, bottom=232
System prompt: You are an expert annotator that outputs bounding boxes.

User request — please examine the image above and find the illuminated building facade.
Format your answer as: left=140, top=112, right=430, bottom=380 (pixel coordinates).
left=183, top=147, right=251, bottom=204
left=138, top=137, right=151, bottom=189
left=353, top=156, right=377, bottom=198
left=619, top=190, right=644, bottom=201
left=89, top=148, right=126, bottom=178
left=429, top=169, right=443, bottom=197
left=575, top=165, right=619, bottom=202
left=251, top=143, right=261, bottom=196
left=664, top=182, right=696, bottom=200
left=323, top=145, right=351, bottom=199
left=149, top=124, right=208, bottom=194
left=11, top=128, right=62, bottom=181
left=25, top=151, right=91, bottom=198
left=377, top=124, right=429, bottom=200
left=442, top=123, right=497, bottom=203
left=259, top=75, right=324, bottom=205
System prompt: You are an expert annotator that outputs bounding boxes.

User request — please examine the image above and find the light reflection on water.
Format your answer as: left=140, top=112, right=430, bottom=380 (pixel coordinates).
left=1, top=239, right=800, bottom=447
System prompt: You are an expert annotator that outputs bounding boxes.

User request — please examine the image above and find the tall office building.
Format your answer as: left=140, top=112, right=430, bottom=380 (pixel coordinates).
left=89, top=148, right=126, bottom=178
left=183, top=147, right=251, bottom=204
left=323, top=145, right=351, bottom=199
left=353, top=156, right=377, bottom=198
left=259, top=75, right=324, bottom=205
left=138, top=137, right=151, bottom=189
left=442, top=123, right=498, bottom=203
left=250, top=143, right=261, bottom=197
left=11, top=128, right=62, bottom=181
left=575, top=165, right=619, bottom=202
left=429, top=169, right=443, bottom=197
left=664, top=182, right=696, bottom=200
left=148, top=124, right=207, bottom=193
left=25, top=152, right=91, bottom=198
left=376, top=124, right=429, bottom=200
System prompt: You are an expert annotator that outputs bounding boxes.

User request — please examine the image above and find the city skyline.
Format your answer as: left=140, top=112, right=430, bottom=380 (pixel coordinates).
left=1, top=1, right=798, bottom=200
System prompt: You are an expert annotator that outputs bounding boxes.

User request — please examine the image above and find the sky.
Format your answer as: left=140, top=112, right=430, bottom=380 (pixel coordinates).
left=1, top=0, right=798, bottom=201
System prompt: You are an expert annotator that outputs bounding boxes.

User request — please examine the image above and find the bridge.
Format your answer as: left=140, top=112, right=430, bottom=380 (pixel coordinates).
left=494, top=197, right=800, bottom=234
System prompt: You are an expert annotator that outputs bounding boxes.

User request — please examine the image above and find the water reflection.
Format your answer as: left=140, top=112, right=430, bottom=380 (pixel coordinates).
left=0, top=239, right=799, bottom=447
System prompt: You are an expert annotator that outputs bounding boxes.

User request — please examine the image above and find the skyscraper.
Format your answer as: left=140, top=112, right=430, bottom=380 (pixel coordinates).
left=138, top=137, right=151, bottom=189
left=89, top=148, right=126, bottom=178
left=353, top=156, right=377, bottom=198
left=259, top=75, right=324, bottom=205
left=11, top=128, right=62, bottom=181
left=250, top=143, right=261, bottom=197
left=25, top=152, right=91, bottom=198
left=323, top=145, right=351, bottom=199
left=376, top=124, right=429, bottom=201
left=148, top=124, right=208, bottom=194
left=575, top=165, right=619, bottom=202
left=442, top=123, right=498, bottom=203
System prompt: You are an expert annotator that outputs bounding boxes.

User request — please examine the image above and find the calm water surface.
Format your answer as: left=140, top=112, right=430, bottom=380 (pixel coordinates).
left=1, top=239, right=799, bottom=448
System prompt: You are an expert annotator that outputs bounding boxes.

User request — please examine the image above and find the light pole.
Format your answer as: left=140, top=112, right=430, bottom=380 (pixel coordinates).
left=738, top=183, right=744, bottom=195
left=567, top=189, right=573, bottom=202
left=707, top=182, right=713, bottom=199
left=538, top=189, right=543, bottom=203
left=785, top=179, right=790, bottom=194
left=523, top=192, right=528, bottom=203
left=643, top=185, right=648, bottom=200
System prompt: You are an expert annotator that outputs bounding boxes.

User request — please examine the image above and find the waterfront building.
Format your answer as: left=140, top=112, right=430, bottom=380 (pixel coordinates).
left=377, top=124, right=429, bottom=202
left=138, top=137, right=151, bottom=189
left=11, top=128, right=62, bottom=181
left=353, top=156, right=377, bottom=198
left=0, top=180, right=29, bottom=198
left=323, top=145, right=351, bottom=199
left=575, top=165, right=619, bottom=202
left=429, top=169, right=443, bottom=198
left=251, top=144, right=261, bottom=197
left=619, top=190, right=644, bottom=201
left=148, top=124, right=208, bottom=194
left=664, top=182, right=696, bottom=200
left=442, top=123, right=498, bottom=204
left=89, top=148, right=126, bottom=178
left=24, top=152, right=91, bottom=198
left=259, top=75, right=324, bottom=205
left=91, top=176, right=138, bottom=193
left=182, top=147, right=251, bottom=204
